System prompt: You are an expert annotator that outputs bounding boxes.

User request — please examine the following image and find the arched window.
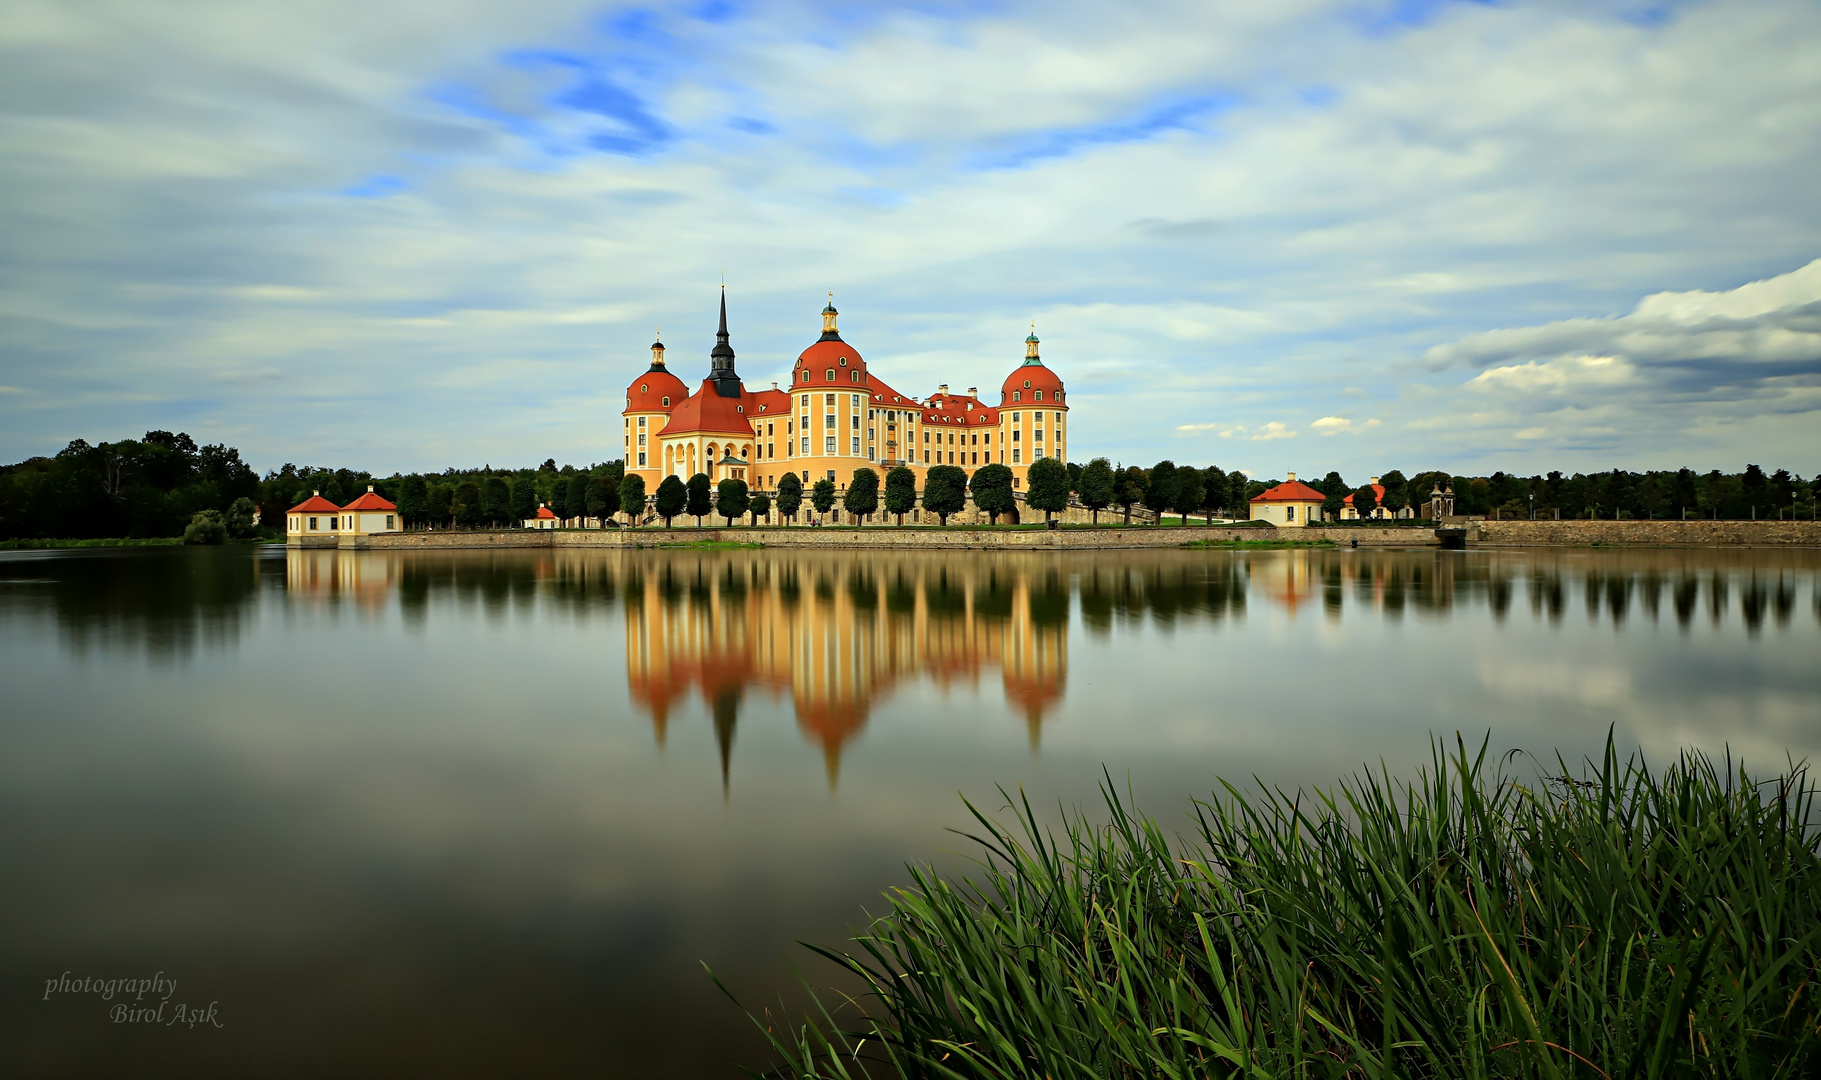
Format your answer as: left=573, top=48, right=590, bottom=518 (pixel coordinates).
left=661, top=396, right=670, bottom=406
left=1035, top=390, right=1044, bottom=401
left=850, top=371, right=860, bottom=383
left=825, top=369, right=835, bottom=381
left=800, top=370, right=808, bottom=382
left=1012, top=391, right=1021, bottom=402
left=736, top=405, right=744, bottom=413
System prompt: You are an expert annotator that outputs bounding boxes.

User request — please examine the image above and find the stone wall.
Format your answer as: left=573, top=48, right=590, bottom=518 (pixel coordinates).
left=1468, top=519, right=1821, bottom=548
left=348, top=524, right=1431, bottom=551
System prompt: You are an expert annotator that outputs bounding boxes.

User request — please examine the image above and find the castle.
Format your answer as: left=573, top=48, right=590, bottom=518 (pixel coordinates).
left=623, top=292, right=1069, bottom=495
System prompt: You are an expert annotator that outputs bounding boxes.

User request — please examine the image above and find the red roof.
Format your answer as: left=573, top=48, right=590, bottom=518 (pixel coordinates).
left=1001, top=361, right=1063, bottom=405
left=749, top=387, right=791, bottom=415
left=1251, top=479, right=1326, bottom=503
left=659, top=379, right=759, bottom=437
left=535, top=504, right=558, bottom=520
left=343, top=488, right=396, bottom=511
left=1341, top=484, right=1386, bottom=507
left=288, top=493, right=341, bottom=513
left=627, top=364, right=688, bottom=413
left=921, top=390, right=997, bottom=426
left=794, top=339, right=868, bottom=386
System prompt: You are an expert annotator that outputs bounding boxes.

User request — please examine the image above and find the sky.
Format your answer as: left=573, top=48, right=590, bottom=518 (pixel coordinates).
left=1, top=0, right=1818, bottom=480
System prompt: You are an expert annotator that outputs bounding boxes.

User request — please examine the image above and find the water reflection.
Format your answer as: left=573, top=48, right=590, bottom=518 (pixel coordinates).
left=0, top=546, right=275, bottom=662
left=259, top=546, right=1821, bottom=787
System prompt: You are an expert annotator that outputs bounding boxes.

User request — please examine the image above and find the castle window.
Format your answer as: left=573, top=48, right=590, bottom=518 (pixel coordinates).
left=826, top=369, right=834, bottom=381
left=641, top=384, right=648, bottom=393
left=825, top=394, right=835, bottom=405
left=1023, top=380, right=1031, bottom=388
left=801, top=370, right=809, bottom=382
left=839, top=357, right=848, bottom=366
left=638, top=416, right=646, bottom=427
left=1035, top=390, right=1044, bottom=401
left=661, top=396, right=670, bottom=406
left=800, top=395, right=809, bottom=407
left=1012, top=450, right=1020, bottom=463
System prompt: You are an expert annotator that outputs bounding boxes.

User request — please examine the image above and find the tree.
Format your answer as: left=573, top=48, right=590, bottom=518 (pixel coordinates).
left=428, top=483, right=453, bottom=528
left=397, top=475, right=428, bottom=528
left=716, top=478, right=749, bottom=525
left=811, top=478, right=837, bottom=520
left=776, top=473, right=804, bottom=524
left=224, top=497, right=257, bottom=538
left=922, top=465, right=968, bottom=525
left=587, top=474, right=617, bottom=523
left=686, top=473, right=713, bottom=525
left=654, top=475, right=687, bottom=527
left=1143, top=460, right=1177, bottom=524
left=971, top=463, right=1016, bottom=523
left=182, top=509, right=227, bottom=545
left=482, top=476, right=511, bottom=526
left=844, top=468, right=880, bottom=521
left=1171, top=467, right=1204, bottom=523
left=1078, top=457, right=1115, bottom=523
left=1200, top=466, right=1227, bottom=522
left=550, top=478, right=569, bottom=523
left=1352, top=484, right=1379, bottom=519
left=454, top=481, right=482, bottom=527
left=884, top=466, right=917, bottom=525
left=1226, top=471, right=1250, bottom=520
left=540, top=458, right=558, bottom=473
left=1379, top=470, right=1409, bottom=517
left=749, top=492, right=771, bottom=526
left=1067, top=460, right=1083, bottom=493
left=565, top=473, right=591, bottom=522
left=510, top=474, right=536, bottom=525
left=618, top=473, right=646, bottom=525
left=1116, top=466, right=1147, bottom=524
left=1319, top=471, right=1348, bottom=521
left=1025, top=458, right=1070, bottom=524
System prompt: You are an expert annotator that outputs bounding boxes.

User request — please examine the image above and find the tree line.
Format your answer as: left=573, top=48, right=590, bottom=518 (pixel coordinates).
left=3, top=432, right=1814, bottom=539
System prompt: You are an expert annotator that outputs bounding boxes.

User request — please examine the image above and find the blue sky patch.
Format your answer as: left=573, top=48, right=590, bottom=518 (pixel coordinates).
left=342, top=175, right=409, bottom=198
left=977, top=95, right=1234, bottom=169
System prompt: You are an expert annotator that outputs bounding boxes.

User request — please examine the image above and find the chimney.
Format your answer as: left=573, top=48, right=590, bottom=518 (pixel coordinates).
left=967, top=386, right=977, bottom=397
left=368, top=485, right=375, bottom=492
left=1287, top=472, right=1297, bottom=482
left=938, top=384, right=948, bottom=395
left=771, top=381, right=778, bottom=390
left=1369, top=476, right=1379, bottom=486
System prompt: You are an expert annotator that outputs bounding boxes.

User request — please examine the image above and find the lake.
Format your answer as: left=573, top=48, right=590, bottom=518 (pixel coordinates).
left=2, top=543, right=1818, bottom=1076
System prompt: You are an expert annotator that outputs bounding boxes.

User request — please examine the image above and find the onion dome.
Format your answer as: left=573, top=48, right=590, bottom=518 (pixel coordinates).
left=626, top=329, right=687, bottom=413
left=794, top=296, right=868, bottom=387
left=1000, top=325, right=1065, bottom=405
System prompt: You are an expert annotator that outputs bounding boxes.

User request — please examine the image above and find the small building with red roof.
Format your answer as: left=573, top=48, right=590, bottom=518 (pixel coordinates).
left=1249, top=473, right=1326, bottom=528
left=1341, top=476, right=1400, bottom=520
left=525, top=502, right=559, bottom=530
left=286, top=490, right=342, bottom=545
left=340, top=485, right=399, bottom=535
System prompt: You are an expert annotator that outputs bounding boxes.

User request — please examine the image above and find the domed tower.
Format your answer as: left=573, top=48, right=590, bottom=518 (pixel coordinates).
left=998, top=325, right=1068, bottom=490
left=624, top=330, right=688, bottom=494
left=788, top=294, right=878, bottom=481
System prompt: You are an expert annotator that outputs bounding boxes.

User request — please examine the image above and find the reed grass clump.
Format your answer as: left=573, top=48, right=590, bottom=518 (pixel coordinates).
left=736, top=737, right=1821, bottom=1078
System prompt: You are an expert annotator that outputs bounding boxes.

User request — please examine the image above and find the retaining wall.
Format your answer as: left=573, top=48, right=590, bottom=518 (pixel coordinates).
left=1466, top=519, right=1821, bottom=548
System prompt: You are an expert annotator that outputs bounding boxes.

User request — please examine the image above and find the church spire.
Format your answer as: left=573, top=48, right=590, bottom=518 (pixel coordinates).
left=709, top=286, right=741, bottom=397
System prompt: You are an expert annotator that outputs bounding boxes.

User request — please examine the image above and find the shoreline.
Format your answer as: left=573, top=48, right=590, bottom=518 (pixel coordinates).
left=296, top=518, right=1821, bottom=551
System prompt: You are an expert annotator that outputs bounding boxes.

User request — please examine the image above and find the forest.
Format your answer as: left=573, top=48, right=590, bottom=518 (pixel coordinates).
left=0, top=431, right=1813, bottom=540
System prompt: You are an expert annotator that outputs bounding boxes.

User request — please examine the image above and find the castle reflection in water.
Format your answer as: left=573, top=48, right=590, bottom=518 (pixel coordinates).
left=276, top=546, right=1820, bottom=784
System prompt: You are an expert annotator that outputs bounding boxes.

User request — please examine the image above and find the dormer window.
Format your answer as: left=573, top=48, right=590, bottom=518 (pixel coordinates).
left=641, top=384, right=648, bottom=393
left=1023, top=379, right=1031, bottom=388
left=661, top=396, right=670, bottom=406
left=1013, top=391, right=1021, bottom=402
left=826, top=369, right=835, bottom=381
left=839, top=357, right=848, bottom=366
left=1035, top=390, right=1044, bottom=401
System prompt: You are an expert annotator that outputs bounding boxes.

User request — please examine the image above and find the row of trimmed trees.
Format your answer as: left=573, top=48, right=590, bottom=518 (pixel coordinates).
left=629, top=458, right=1080, bottom=528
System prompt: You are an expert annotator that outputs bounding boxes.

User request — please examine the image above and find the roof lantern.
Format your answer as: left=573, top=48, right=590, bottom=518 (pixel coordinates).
left=819, top=291, right=841, bottom=342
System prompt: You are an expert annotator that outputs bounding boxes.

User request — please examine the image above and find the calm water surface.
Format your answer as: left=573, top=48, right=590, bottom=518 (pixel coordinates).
left=2, top=544, right=1818, bottom=1077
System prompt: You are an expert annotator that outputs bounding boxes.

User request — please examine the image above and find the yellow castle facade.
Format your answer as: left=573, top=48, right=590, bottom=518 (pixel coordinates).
left=623, top=292, right=1070, bottom=496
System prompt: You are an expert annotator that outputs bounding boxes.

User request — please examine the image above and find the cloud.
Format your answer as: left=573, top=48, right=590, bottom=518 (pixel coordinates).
left=1311, top=415, right=1352, bottom=431
left=1, top=0, right=1819, bottom=475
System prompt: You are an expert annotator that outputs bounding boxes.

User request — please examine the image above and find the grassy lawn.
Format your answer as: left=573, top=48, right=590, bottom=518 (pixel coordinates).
left=0, top=537, right=185, bottom=550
